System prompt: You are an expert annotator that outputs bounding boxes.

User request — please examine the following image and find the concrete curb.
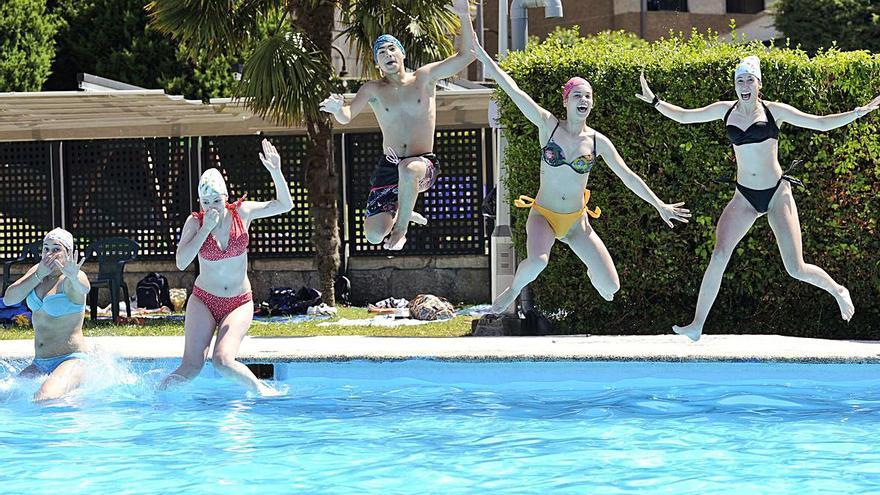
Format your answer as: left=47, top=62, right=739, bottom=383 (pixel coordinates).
left=2, top=335, right=879, bottom=363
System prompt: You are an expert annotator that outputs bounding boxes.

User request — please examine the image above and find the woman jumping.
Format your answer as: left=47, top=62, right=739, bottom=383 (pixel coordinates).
left=3, top=228, right=89, bottom=401
left=637, top=56, right=880, bottom=341
left=473, top=36, right=690, bottom=314
left=160, top=139, right=293, bottom=394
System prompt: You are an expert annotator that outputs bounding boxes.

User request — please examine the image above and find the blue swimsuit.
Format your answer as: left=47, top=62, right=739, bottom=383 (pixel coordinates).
left=26, top=288, right=88, bottom=374
left=26, top=290, right=86, bottom=317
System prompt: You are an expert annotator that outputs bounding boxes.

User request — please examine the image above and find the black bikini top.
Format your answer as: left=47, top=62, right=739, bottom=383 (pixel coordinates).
left=725, top=102, right=779, bottom=146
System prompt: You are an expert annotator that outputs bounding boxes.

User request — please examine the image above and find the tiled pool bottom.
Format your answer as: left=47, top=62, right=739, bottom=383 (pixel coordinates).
left=2, top=359, right=879, bottom=494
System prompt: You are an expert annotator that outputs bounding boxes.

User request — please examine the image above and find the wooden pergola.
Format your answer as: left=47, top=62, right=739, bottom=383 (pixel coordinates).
left=0, top=89, right=492, bottom=141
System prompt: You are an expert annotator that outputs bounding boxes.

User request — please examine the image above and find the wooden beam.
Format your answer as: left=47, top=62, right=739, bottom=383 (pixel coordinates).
left=0, top=90, right=492, bottom=141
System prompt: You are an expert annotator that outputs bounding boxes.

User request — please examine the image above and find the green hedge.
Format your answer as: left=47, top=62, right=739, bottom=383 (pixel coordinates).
left=0, top=0, right=59, bottom=91
left=497, top=28, right=880, bottom=338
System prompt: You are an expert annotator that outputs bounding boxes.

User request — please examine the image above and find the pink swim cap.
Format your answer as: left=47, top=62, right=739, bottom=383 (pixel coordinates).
left=562, top=77, right=590, bottom=102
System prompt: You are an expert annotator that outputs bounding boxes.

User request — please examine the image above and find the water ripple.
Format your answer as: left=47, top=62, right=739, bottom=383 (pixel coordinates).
left=2, top=360, right=880, bottom=493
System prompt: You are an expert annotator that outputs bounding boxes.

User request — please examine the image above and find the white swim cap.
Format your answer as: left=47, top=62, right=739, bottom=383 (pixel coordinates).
left=44, top=228, right=74, bottom=253
left=734, top=56, right=761, bottom=81
left=198, top=168, right=228, bottom=199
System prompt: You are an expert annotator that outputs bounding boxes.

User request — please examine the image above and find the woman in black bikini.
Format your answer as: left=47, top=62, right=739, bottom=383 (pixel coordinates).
left=637, top=56, right=880, bottom=341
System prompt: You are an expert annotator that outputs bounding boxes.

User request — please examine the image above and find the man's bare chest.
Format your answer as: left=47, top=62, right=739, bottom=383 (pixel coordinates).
left=373, top=87, right=432, bottom=116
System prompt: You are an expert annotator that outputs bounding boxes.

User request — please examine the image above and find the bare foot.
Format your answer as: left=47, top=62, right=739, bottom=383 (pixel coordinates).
left=383, top=226, right=408, bottom=250
left=158, top=372, right=188, bottom=390
left=672, top=322, right=703, bottom=342
left=258, top=383, right=284, bottom=397
left=491, top=287, right=518, bottom=314
left=409, top=211, right=428, bottom=225
left=835, top=286, right=854, bottom=321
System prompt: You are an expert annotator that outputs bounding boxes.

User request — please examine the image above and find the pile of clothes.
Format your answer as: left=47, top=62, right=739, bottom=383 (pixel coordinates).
left=368, top=295, right=455, bottom=321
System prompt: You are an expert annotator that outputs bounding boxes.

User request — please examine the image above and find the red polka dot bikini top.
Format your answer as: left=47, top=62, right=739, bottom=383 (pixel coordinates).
left=192, top=197, right=249, bottom=261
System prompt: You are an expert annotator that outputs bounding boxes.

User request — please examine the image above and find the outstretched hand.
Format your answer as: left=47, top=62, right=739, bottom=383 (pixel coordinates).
left=57, top=249, right=86, bottom=279
left=319, top=94, right=344, bottom=115
left=657, top=201, right=691, bottom=228
left=635, top=71, right=656, bottom=104
left=258, top=138, right=281, bottom=172
left=856, top=94, right=880, bottom=117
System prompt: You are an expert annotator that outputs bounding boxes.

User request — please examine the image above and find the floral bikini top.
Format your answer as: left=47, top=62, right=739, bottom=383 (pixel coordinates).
left=192, top=197, right=249, bottom=261
left=541, top=122, right=596, bottom=175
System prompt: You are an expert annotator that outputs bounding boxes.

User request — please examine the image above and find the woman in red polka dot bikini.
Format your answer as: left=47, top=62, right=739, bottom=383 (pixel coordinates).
left=160, top=139, right=292, bottom=395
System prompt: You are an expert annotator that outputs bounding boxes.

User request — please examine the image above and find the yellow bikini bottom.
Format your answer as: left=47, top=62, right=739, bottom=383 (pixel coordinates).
left=514, top=189, right=601, bottom=239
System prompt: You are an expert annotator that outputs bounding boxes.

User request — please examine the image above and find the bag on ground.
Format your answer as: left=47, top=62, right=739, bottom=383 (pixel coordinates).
left=408, top=294, right=455, bottom=321
left=267, top=286, right=322, bottom=315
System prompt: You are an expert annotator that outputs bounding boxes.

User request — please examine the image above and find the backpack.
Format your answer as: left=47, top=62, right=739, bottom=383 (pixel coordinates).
left=136, top=273, right=172, bottom=309
left=267, top=286, right=322, bottom=315
left=408, top=294, right=455, bottom=321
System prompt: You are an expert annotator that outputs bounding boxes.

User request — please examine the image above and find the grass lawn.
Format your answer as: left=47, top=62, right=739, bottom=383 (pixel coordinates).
left=0, top=307, right=476, bottom=340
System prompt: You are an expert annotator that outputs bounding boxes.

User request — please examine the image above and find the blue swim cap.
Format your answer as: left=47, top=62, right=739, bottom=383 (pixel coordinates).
left=373, top=34, right=405, bottom=61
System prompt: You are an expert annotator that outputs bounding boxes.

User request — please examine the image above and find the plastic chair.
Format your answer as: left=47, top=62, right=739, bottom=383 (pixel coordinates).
left=2, top=240, right=43, bottom=293
left=84, top=238, right=138, bottom=322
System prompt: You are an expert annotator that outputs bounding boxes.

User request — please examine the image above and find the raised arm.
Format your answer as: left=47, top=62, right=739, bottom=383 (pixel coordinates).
left=175, top=215, right=213, bottom=271
left=635, top=72, right=730, bottom=124
left=473, top=33, right=552, bottom=128
left=3, top=262, right=50, bottom=306
left=240, top=139, right=294, bottom=222
left=319, top=83, right=375, bottom=125
left=767, top=95, right=880, bottom=131
left=418, top=0, right=476, bottom=82
left=596, top=133, right=690, bottom=228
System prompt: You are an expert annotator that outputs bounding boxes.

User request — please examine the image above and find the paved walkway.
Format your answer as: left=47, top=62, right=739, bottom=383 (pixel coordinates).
left=2, top=335, right=879, bottom=362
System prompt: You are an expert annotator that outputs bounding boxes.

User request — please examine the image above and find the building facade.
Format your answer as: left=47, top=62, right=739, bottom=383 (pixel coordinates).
left=480, top=0, right=773, bottom=57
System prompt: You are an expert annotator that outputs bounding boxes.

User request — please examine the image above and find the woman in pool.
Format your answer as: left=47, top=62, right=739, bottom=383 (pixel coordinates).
left=472, top=36, right=690, bottom=314
left=637, top=56, right=880, bottom=341
left=160, top=139, right=292, bottom=395
left=3, top=228, right=89, bottom=401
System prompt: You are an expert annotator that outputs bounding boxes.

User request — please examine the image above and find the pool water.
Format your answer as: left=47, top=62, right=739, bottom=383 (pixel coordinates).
left=1, top=359, right=879, bottom=494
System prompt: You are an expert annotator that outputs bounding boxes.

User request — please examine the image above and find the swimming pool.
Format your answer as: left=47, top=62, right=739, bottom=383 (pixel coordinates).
left=1, top=359, right=878, bottom=494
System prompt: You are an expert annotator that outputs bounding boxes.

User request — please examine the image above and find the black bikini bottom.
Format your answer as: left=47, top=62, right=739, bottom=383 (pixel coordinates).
left=735, top=175, right=803, bottom=213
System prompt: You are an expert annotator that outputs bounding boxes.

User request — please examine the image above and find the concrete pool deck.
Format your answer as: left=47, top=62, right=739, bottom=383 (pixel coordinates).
left=2, top=335, right=880, bottom=362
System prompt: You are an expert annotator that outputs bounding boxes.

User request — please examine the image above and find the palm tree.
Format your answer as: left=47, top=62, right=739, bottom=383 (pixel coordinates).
left=146, top=0, right=463, bottom=304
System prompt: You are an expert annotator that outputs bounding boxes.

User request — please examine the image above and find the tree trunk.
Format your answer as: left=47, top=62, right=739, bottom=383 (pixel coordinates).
left=294, top=1, right=340, bottom=305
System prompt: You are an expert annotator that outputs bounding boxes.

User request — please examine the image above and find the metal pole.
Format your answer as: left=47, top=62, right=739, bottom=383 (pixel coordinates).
left=489, top=1, right=515, bottom=310
left=640, top=0, right=647, bottom=39
left=475, top=0, right=485, bottom=81
left=498, top=0, right=509, bottom=59
left=55, top=142, right=63, bottom=229
left=339, top=132, right=350, bottom=274
left=510, top=1, right=528, bottom=50
left=490, top=0, right=563, bottom=313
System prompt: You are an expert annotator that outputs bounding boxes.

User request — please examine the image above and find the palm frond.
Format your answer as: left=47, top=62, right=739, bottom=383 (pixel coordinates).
left=236, top=25, right=334, bottom=126
left=339, top=0, right=460, bottom=77
left=146, top=0, right=278, bottom=54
